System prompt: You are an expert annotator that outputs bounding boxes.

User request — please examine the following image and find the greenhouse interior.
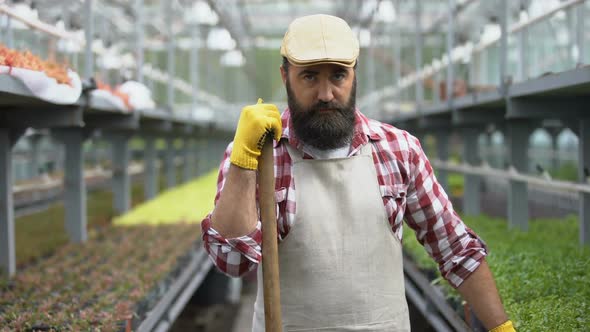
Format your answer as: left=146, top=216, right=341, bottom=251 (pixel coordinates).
left=0, top=0, right=589, bottom=331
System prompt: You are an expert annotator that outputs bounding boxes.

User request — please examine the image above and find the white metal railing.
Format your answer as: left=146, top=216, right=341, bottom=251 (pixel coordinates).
left=360, top=0, right=587, bottom=108
left=425, top=0, right=584, bottom=87
left=503, top=0, right=584, bottom=46
left=432, top=159, right=590, bottom=194
left=140, top=63, right=231, bottom=110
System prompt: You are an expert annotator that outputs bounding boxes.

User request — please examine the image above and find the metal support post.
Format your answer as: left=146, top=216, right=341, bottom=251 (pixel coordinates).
left=191, top=24, right=200, bottom=110
left=207, top=139, right=216, bottom=171
left=56, top=141, right=66, bottom=172
left=166, top=137, right=176, bottom=188
left=30, top=134, right=42, bottom=177
left=517, top=26, right=529, bottom=82
left=367, top=34, right=376, bottom=114
left=434, top=72, right=440, bottom=103
left=202, top=26, right=212, bottom=96
left=215, top=139, right=223, bottom=170
left=4, top=0, right=14, bottom=48
left=110, top=133, right=131, bottom=214
left=214, top=139, right=224, bottom=170
left=54, top=129, right=88, bottom=243
left=84, top=0, right=94, bottom=79
left=202, top=139, right=210, bottom=171
left=499, top=0, right=508, bottom=92
left=567, top=6, right=576, bottom=66
left=393, top=0, right=401, bottom=86
left=496, top=128, right=508, bottom=170
left=577, top=2, right=585, bottom=64
left=415, top=132, right=428, bottom=155
left=435, top=131, right=450, bottom=192
left=144, top=136, right=158, bottom=200
left=90, top=138, right=100, bottom=167
left=415, top=0, right=424, bottom=110
left=166, top=0, right=175, bottom=109
left=147, top=51, right=155, bottom=92
left=99, top=17, right=108, bottom=82
left=483, top=130, right=493, bottom=166
left=480, top=51, right=488, bottom=86
left=463, top=128, right=481, bottom=216
left=507, top=121, right=532, bottom=231
left=468, top=57, right=476, bottom=89
left=446, top=0, right=455, bottom=107
left=135, top=0, right=145, bottom=84
left=547, top=128, right=562, bottom=173
left=194, top=139, right=203, bottom=177
left=183, top=139, right=194, bottom=182
left=579, top=119, right=590, bottom=245
left=0, top=129, right=21, bottom=276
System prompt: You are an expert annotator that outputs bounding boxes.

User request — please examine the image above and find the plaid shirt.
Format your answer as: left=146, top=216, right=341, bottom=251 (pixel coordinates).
left=201, top=109, right=487, bottom=288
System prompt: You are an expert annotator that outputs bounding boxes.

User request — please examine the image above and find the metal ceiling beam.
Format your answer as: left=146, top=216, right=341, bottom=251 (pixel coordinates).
left=204, top=0, right=257, bottom=82
left=423, top=0, right=478, bottom=34
left=204, top=0, right=249, bottom=50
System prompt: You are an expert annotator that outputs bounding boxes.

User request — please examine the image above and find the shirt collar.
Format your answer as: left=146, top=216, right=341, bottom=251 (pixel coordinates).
left=277, top=108, right=385, bottom=152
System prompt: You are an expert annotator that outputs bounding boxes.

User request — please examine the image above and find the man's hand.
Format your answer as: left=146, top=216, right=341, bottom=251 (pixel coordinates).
left=489, top=320, right=515, bottom=332
left=211, top=99, right=281, bottom=239
left=230, top=98, right=282, bottom=170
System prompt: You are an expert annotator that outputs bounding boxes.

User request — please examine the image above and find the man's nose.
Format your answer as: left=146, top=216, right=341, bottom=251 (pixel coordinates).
left=317, top=81, right=335, bottom=103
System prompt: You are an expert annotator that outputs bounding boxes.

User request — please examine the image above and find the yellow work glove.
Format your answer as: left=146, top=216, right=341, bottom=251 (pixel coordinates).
left=230, top=98, right=282, bottom=170
left=489, top=320, right=515, bottom=332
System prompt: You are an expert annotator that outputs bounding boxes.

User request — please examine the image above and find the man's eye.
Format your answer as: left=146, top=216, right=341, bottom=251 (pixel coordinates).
left=303, top=75, right=315, bottom=81
left=333, top=73, right=346, bottom=81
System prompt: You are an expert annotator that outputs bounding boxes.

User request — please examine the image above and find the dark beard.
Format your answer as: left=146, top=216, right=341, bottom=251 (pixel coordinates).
left=287, top=78, right=357, bottom=150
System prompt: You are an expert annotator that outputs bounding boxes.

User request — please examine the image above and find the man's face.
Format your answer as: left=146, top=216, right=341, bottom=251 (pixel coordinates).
left=282, top=63, right=357, bottom=150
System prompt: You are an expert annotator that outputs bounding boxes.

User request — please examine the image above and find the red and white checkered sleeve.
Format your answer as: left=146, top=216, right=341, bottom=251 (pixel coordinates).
left=201, top=142, right=262, bottom=277
left=403, top=135, right=488, bottom=288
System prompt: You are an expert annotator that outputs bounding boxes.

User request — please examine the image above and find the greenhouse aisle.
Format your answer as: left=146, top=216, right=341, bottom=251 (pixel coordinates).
left=231, top=283, right=257, bottom=332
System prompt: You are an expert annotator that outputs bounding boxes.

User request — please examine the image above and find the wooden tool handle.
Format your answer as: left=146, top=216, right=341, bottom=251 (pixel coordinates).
left=258, top=139, right=283, bottom=332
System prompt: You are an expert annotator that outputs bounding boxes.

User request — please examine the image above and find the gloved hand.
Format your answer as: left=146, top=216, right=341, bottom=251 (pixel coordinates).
left=230, top=98, right=282, bottom=170
left=489, top=320, right=515, bottom=332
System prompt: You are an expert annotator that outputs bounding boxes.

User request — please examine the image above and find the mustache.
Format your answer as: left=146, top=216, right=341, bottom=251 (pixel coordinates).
left=309, top=101, right=346, bottom=113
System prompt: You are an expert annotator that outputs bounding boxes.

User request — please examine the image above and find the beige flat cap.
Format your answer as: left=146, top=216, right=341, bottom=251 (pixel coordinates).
left=280, top=14, right=359, bottom=67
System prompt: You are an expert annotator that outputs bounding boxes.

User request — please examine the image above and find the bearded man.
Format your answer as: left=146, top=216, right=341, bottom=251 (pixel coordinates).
left=201, top=14, right=515, bottom=332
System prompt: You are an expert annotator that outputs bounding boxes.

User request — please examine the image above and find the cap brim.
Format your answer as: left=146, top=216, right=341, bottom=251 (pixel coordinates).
left=286, top=58, right=357, bottom=68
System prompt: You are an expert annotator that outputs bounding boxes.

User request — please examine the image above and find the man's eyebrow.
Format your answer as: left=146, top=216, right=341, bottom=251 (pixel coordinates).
left=299, top=69, right=319, bottom=76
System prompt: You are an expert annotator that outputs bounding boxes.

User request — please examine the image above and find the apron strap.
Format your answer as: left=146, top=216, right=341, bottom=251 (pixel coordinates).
left=284, top=142, right=303, bottom=162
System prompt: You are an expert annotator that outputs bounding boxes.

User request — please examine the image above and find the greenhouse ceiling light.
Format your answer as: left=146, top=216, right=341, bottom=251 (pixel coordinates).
left=185, top=0, right=219, bottom=26
left=94, top=2, right=133, bottom=35
left=358, top=0, right=380, bottom=24
left=220, top=50, right=245, bottom=68
left=357, top=28, right=372, bottom=48
left=57, top=38, right=83, bottom=53
left=207, top=27, right=235, bottom=50
left=479, top=24, right=501, bottom=45
left=376, top=0, right=396, bottom=23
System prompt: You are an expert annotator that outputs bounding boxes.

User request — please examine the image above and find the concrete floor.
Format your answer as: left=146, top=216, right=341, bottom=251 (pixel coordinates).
left=231, top=281, right=257, bottom=332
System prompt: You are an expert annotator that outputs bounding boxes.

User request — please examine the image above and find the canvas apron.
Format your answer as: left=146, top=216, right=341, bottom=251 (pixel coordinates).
left=252, top=143, right=410, bottom=331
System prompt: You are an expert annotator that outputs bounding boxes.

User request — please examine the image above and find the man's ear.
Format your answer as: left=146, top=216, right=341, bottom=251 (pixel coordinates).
left=280, top=65, right=287, bottom=85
